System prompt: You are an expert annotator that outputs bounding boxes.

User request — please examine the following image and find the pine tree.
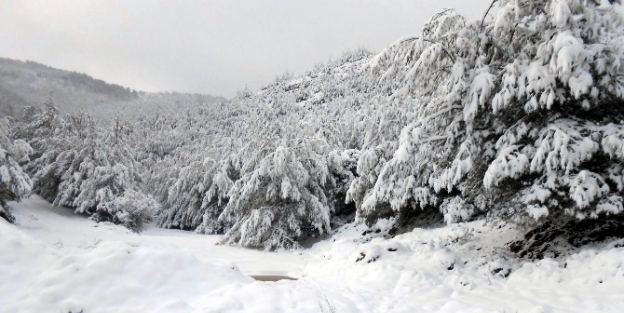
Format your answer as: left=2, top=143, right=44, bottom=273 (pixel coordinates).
left=219, top=145, right=333, bottom=250
left=138, top=53, right=378, bottom=249
left=23, top=113, right=159, bottom=231
left=354, top=0, right=624, bottom=227
left=0, top=118, right=32, bottom=222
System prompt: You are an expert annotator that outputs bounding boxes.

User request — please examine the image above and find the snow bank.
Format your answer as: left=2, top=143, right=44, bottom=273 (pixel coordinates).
left=16, top=242, right=251, bottom=313
left=296, top=221, right=624, bottom=313
left=3, top=197, right=624, bottom=312
left=1, top=219, right=252, bottom=313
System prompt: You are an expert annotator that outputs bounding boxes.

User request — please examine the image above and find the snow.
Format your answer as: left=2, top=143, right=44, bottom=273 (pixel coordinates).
left=550, top=0, right=572, bottom=28
left=3, top=196, right=624, bottom=312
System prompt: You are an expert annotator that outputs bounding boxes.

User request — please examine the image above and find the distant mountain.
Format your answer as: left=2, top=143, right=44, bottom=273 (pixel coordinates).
left=0, top=57, right=224, bottom=120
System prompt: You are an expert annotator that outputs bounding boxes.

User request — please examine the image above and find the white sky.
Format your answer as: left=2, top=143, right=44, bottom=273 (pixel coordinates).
left=0, top=1, right=489, bottom=97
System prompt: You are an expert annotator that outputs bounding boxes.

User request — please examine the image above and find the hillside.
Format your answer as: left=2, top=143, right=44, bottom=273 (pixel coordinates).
left=6, top=0, right=624, bottom=251
left=2, top=1, right=624, bottom=312
left=0, top=57, right=223, bottom=120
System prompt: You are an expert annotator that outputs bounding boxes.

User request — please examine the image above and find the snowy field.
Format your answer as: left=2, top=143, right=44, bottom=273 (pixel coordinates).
left=2, top=196, right=624, bottom=313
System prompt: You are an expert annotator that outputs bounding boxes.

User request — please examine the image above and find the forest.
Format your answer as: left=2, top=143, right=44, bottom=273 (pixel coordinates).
left=2, top=0, right=624, bottom=254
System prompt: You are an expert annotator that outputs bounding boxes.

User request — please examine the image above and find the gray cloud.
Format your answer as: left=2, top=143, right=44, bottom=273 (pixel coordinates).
left=0, top=0, right=489, bottom=97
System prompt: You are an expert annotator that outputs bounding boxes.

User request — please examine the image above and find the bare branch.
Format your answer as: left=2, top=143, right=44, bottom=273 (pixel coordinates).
left=481, top=0, right=499, bottom=28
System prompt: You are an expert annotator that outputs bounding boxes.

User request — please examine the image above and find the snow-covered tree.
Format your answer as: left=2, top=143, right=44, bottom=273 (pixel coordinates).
left=23, top=113, right=159, bottom=231
left=12, top=101, right=62, bottom=161
left=354, top=0, right=624, bottom=227
left=0, top=118, right=32, bottom=222
left=219, top=145, right=333, bottom=250
left=134, top=52, right=381, bottom=249
left=158, top=157, right=234, bottom=232
left=135, top=103, right=244, bottom=232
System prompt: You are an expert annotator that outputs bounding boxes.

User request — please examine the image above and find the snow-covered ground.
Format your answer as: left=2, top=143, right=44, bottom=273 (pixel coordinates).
left=2, top=196, right=624, bottom=313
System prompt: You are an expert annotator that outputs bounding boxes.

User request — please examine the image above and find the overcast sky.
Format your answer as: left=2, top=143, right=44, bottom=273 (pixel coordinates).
left=0, top=0, right=489, bottom=98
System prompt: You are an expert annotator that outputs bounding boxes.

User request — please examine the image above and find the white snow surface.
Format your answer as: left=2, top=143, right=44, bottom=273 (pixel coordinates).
left=2, top=196, right=624, bottom=312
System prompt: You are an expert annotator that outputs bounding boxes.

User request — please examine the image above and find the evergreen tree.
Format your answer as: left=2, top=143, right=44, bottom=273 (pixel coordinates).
left=0, top=118, right=32, bottom=222
left=219, top=145, right=333, bottom=250
left=354, top=0, right=624, bottom=227
left=23, top=113, right=159, bottom=231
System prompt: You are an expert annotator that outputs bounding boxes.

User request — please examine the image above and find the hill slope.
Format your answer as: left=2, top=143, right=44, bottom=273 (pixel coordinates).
left=0, top=57, right=223, bottom=120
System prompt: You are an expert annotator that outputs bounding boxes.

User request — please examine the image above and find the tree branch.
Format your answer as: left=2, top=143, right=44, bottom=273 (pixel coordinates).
left=481, top=0, right=499, bottom=28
